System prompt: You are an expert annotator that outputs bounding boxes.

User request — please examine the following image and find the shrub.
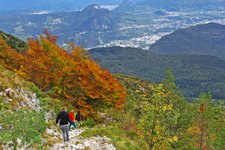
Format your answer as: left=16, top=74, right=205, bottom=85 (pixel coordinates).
left=0, top=96, right=5, bottom=111
left=81, top=118, right=96, bottom=128
left=29, top=83, right=45, bottom=98
left=0, top=110, right=47, bottom=147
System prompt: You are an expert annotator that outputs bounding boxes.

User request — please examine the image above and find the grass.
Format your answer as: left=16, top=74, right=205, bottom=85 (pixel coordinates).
left=0, top=65, right=31, bottom=92
left=0, top=110, right=47, bottom=148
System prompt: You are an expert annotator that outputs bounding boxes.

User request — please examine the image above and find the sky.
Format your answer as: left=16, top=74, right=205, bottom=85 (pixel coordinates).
left=0, top=0, right=127, bottom=13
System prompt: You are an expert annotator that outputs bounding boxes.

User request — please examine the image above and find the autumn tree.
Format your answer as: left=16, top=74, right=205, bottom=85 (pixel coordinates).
left=0, top=32, right=127, bottom=115
left=0, top=35, right=23, bottom=71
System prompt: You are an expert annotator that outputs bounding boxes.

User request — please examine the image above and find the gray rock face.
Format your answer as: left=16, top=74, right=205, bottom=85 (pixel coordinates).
left=0, top=87, right=41, bottom=111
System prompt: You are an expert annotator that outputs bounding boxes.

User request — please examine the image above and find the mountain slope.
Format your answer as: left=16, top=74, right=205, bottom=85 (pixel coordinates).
left=0, top=64, right=119, bottom=149
left=150, top=23, right=225, bottom=59
left=0, top=4, right=117, bottom=47
left=0, top=31, right=27, bottom=52
left=0, top=32, right=142, bottom=149
left=74, top=4, right=116, bottom=32
left=0, top=64, right=51, bottom=148
left=90, top=46, right=225, bottom=99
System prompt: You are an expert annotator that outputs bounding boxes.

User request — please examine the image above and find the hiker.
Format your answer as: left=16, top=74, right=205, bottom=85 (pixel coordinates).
left=56, top=106, right=72, bottom=142
left=75, top=110, right=83, bottom=127
left=68, top=110, right=77, bottom=130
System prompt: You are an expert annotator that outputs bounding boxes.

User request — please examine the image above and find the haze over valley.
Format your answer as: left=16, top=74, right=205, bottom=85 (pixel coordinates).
left=1, top=0, right=225, bottom=49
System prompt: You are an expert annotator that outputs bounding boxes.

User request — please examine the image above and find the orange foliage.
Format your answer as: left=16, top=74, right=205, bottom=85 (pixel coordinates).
left=0, top=32, right=127, bottom=115
left=0, top=36, right=24, bottom=70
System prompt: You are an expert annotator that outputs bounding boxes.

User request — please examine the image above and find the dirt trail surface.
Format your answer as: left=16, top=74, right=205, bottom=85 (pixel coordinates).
left=48, top=128, right=116, bottom=150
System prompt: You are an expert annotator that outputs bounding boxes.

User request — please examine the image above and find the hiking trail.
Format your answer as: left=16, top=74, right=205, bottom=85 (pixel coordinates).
left=46, top=127, right=116, bottom=150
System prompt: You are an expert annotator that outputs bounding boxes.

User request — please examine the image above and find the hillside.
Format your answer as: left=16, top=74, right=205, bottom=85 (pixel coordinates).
left=0, top=65, right=127, bottom=149
left=0, top=31, right=27, bottom=52
left=0, top=63, right=151, bottom=150
left=90, top=46, right=225, bottom=99
left=0, top=64, right=58, bottom=149
left=150, top=23, right=225, bottom=59
left=0, top=32, right=224, bottom=149
left=1, top=63, right=225, bottom=149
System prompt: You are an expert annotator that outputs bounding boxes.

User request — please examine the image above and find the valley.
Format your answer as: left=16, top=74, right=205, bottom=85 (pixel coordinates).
left=0, top=1, right=225, bottom=150
left=1, top=4, right=225, bottom=49
left=90, top=46, right=225, bottom=99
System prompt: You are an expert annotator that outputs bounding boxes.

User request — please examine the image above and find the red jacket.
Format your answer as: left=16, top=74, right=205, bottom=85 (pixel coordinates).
left=69, top=112, right=75, bottom=121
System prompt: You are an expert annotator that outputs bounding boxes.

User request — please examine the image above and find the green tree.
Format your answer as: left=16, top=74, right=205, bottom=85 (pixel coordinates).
left=138, top=70, right=182, bottom=150
left=186, top=93, right=225, bottom=150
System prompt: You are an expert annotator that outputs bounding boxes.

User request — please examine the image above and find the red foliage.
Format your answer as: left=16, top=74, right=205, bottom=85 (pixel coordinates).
left=0, top=33, right=127, bottom=115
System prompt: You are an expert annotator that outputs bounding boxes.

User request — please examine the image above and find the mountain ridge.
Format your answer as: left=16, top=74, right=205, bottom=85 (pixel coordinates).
left=150, top=23, right=225, bottom=59
left=141, top=0, right=225, bottom=10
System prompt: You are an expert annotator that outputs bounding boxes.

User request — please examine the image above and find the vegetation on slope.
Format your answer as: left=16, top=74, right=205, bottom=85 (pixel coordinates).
left=90, top=46, right=225, bottom=99
left=0, top=65, right=62, bottom=148
left=0, top=31, right=127, bottom=115
left=0, top=32, right=224, bottom=150
left=82, top=71, right=225, bottom=150
left=0, top=31, right=27, bottom=52
left=81, top=74, right=150, bottom=150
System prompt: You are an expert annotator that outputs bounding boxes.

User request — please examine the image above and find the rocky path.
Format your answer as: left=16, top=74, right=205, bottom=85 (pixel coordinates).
left=47, top=127, right=116, bottom=150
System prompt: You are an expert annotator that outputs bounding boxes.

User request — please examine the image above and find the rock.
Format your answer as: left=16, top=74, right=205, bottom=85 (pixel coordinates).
left=45, top=111, right=55, bottom=121
left=17, top=88, right=41, bottom=111
left=9, top=125, right=14, bottom=130
left=0, top=91, right=4, bottom=96
left=0, top=124, right=3, bottom=131
left=5, top=88, right=15, bottom=98
left=42, top=138, right=47, bottom=145
left=46, top=128, right=60, bottom=137
left=49, top=128, right=116, bottom=150
left=1, top=87, right=41, bottom=111
left=17, top=138, right=22, bottom=147
left=2, top=141, right=14, bottom=150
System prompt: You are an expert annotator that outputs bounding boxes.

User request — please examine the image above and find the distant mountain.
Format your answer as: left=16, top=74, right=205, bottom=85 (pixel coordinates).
left=115, top=0, right=225, bottom=13
left=0, top=4, right=117, bottom=47
left=75, top=4, right=116, bottom=32
left=150, top=23, right=225, bottom=59
left=1, top=2, right=225, bottom=49
left=141, top=0, right=225, bottom=10
left=90, top=46, right=225, bottom=99
left=114, top=0, right=133, bottom=12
